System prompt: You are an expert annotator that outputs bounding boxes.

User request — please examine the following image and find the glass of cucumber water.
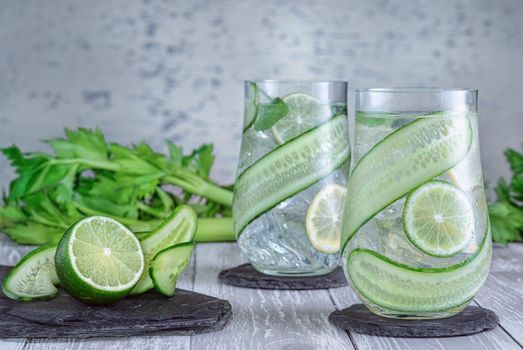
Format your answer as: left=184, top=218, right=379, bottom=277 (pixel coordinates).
left=341, top=88, right=491, bottom=319
left=233, top=80, right=349, bottom=276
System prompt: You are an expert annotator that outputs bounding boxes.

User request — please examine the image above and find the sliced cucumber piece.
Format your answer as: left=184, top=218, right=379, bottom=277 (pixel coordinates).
left=131, top=205, right=197, bottom=295
left=150, top=242, right=195, bottom=297
left=134, top=231, right=149, bottom=240
left=233, top=114, right=349, bottom=235
left=342, top=116, right=472, bottom=249
left=2, top=244, right=59, bottom=301
left=243, top=82, right=258, bottom=131
left=347, top=227, right=491, bottom=313
left=243, top=83, right=273, bottom=131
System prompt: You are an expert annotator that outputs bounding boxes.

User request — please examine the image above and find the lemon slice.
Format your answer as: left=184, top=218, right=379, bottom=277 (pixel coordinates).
left=306, top=184, right=347, bottom=254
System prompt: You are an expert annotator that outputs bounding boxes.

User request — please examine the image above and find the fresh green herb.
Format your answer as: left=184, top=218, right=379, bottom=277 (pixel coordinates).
left=489, top=145, right=523, bottom=243
left=253, top=97, right=289, bottom=131
left=0, top=128, right=235, bottom=245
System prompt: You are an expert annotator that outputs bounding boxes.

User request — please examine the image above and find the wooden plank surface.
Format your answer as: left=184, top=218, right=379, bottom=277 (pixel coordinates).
left=0, top=234, right=29, bottom=350
left=191, top=243, right=354, bottom=350
left=0, top=235, right=522, bottom=350
left=0, top=234, right=33, bottom=266
left=474, top=244, right=523, bottom=347
left=328, top=275, right=523, bottom=350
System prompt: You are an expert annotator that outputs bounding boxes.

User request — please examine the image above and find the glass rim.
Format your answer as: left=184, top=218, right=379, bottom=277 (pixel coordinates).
left=246, top=79, right=348, bottom=85
left=356, top=87, right=477, bottom=93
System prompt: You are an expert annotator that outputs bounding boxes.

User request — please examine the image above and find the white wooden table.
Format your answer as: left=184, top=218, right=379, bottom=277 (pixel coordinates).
left=1, top=234, right=522, bottom=350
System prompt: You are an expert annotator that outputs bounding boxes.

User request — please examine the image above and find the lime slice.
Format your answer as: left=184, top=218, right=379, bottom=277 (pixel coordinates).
left=55, top=216, right=144, bottom=305
left=403, top=181, right=474, bottom=257
left=306, top=184, right=347, bottom=254
left=271, top=93, right=331, bottom=144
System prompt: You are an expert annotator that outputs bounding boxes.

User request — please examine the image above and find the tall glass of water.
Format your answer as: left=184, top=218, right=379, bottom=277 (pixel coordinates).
left=234, top=80, right=349, bottom=276
left=341, top=88, right=491, bottom=318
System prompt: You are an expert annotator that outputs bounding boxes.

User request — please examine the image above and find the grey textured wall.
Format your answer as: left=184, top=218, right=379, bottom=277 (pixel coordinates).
left=0, top=0, right=522, bottom=188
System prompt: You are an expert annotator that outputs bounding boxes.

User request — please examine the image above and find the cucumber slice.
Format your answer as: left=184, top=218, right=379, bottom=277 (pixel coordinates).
left=243, top=82, right=258, bottom=131
left=347, top=227, right=491, bottom=313
left=150, top=242, right=195, bottom=297
left=131, top=205, right=197, bottom=295
left=233, top=114, right=349, bottom=235
left=243, top=83, right=273, bottom=131
left=134, top=231, right=149, bottom=240
left=2, top=244, right=59, bottom=301
left=342, top=116, right=472, bottom=249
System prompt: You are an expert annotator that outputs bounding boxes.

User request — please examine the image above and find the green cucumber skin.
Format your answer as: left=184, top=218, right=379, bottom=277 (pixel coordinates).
left=2, top=244, right=59, bottom=301
left=150, top=241, right=195, bottom=297
left=342, top=116, right=472, bottom=250
left=243, top=82, right=258, bottom=131
left=347, top=226, right=491, bottom=313
left=233, top=114, right=349, bottom=236
left=237, top=113, right=345, bottom=179
left=131, top=205, right=197, bottom=295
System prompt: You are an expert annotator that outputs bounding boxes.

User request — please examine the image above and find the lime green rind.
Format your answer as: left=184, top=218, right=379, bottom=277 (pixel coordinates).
left=402, top=180, right=474, bottom=258
left=150, top=241, right=195, bottom=297
left=56, top=228, right=128, bottom=305
left=2, top=244, right=59, bottom=301
left=347, top=227, right=491, bottom=313
left=233, top=114, right=349, bottom=236
left=131, top=205, right=197, bottom=295
left=341, top=115, right=472, bottom=251
left=55, top=217, right=144, bottom=305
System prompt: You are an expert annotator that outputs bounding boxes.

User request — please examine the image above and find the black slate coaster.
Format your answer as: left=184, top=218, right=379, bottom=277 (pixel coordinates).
left=0, top=266, right=232, bottom=339
left=218, top=263, right=347, bottom=290
left=329, top=304, right=499, bottom=338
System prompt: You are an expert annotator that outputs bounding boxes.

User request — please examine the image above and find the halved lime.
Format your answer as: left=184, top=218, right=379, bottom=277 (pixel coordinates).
left=403, top=181, right=474, bottom=257
left=306, top=184, right=347, bottom=254
left=55, top=216, right=144, bottom=305
left=271, top=93, right=332, bottom=144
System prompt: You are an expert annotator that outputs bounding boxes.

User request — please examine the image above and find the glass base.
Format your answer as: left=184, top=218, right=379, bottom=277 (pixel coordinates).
left=362, top=297, right=470, bottom=320
left=251, top=263, right=337, bottom=277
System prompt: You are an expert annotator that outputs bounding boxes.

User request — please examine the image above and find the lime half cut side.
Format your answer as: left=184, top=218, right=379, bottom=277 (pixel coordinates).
left=306, top=184, right=347, bottom=254
left=403, top=181, right=474, bottom=257
left=271, top=93, right=332, bottom=144
left=55, top=216, right=145, bottom=305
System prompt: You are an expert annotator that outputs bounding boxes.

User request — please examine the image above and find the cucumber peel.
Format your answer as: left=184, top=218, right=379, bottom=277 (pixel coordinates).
left=347, top=226, right=491, bottom=313
left=131, top=205, right=197, bottom=295
left=243, top=82, right=258, bottom=131
left=2, top=244, right=59, bottom=301
left=342, top=115, right=472, bottom=250
left=150, top=242, right=195, bottom=297
left=234, top=114, right=349, bottom=235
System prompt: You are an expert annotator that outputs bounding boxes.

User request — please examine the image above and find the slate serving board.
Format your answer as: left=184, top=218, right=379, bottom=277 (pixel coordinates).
left=218, top=263, right=348, bottom=290
left=329, top=304, right=499, bottom=338
left=0, top=266, right=232, bottom=339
